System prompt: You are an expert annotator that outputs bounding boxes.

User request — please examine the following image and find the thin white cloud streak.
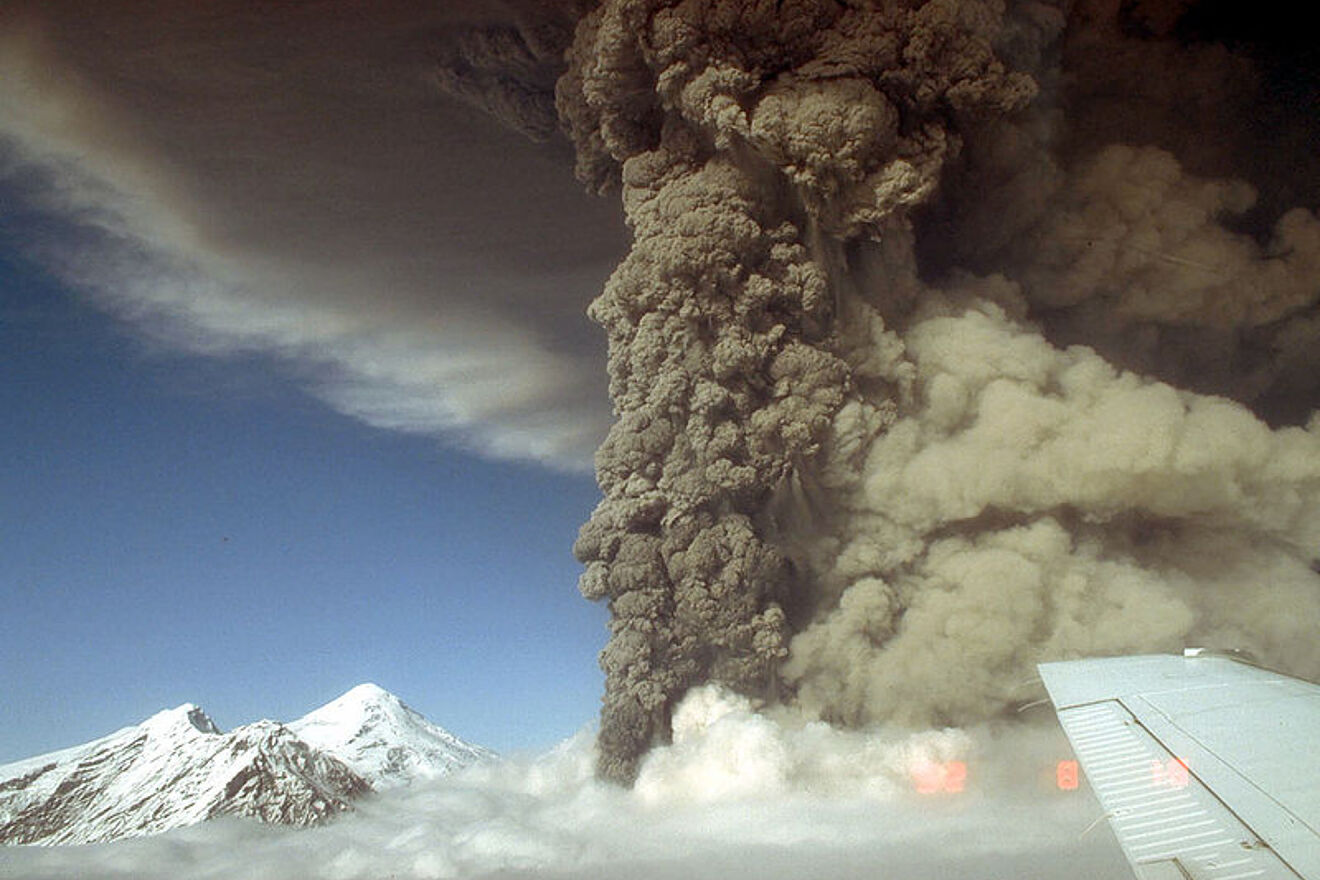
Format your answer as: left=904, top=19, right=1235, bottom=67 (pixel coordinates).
left=0, top=688, right=1130, bottom=880
left=59, top=227, right=609, bottom=464
left=0, top=3, right=626, bottom=469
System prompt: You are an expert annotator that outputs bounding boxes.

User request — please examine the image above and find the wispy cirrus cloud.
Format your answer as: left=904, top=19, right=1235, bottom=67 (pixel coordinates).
left=0, top=0, right=625, bottom=468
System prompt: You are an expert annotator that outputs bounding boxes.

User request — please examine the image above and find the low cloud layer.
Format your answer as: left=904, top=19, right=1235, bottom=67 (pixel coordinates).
left=0, top=690, right=1128, bottom=880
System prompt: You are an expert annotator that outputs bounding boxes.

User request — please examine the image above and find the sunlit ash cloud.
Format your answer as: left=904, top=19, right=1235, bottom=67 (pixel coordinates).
left=545, top=0, right=1320, bottom=782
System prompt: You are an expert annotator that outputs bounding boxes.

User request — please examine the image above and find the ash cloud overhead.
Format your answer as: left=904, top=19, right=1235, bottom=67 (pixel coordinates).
left=543, top=0, right=1320, bottom=782
left=3, top=0, right=1320, bottom=795
left=0, top=0, right=626, bottom=466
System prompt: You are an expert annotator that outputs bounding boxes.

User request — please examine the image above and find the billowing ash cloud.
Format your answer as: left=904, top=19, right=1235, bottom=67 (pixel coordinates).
left=553, top=0, right=1049, bottom=783
left=546, top=0, right=1320, bottom=782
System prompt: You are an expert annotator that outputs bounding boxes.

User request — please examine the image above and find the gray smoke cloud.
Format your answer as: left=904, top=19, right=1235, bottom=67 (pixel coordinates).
left=546, top=0, right=1320, bottom=782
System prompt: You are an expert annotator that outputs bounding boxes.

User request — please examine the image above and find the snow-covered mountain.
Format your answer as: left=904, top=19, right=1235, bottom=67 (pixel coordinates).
left=290, top=683, right=494, bottom=789
left=0, top=685, right=491, bottom=846
left=0, top=705, right=367, bottom=846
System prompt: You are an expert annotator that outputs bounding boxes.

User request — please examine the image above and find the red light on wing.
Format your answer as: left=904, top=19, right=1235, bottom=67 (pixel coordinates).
left=911, top=760, right=967, bottom=794
left=1167, top=757, right=1190, bottom=789
left=1056, top=760, right=1079, bottom=791
left=911, top=760, right=943, bottom=794
left=1151, top=758, right=1191, bottom=789
left=944, top=761, right=967, bottom=793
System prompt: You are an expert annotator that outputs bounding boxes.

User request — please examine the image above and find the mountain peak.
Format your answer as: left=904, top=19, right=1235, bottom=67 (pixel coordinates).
left=185, top=705, right=221, bottom=734
left=141, top=703, right=221, bottom=736
left=0, top=706, right=364, bottom=845
left=340, top=682, right=395, bottom=704
left=291, top=686, right=493, bottom=788
left=1, top=685, right=492, bottom=845
left=300, top=683, right=407, bottom=726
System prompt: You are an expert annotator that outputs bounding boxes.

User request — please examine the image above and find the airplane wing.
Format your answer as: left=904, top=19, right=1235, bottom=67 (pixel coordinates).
left=1038, top=652, right=1320, bottom=880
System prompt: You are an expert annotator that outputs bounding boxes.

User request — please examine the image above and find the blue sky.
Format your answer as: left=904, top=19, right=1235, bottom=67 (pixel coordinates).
left=0, top=2, right=633, bottom=768
left=0, top=244, right=609, bottom=763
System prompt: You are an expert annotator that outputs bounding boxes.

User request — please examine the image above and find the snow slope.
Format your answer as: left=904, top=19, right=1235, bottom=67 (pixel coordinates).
left=0, top=685, right=490, bottom=845
left=290, top=683, right=494, bottom=788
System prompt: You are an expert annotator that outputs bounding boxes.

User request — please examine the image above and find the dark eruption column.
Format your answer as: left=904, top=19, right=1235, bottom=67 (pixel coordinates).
left=558, top=0, right=1040, bottom=783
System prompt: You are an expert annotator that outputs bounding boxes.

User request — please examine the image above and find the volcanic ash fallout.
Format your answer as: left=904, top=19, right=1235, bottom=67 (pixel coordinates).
left=540, top=0, right=1320, bottom=783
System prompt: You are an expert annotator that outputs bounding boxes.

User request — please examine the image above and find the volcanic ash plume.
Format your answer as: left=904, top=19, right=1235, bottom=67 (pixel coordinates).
left=555, top=0, right=1040, bottom=782
left=552, top=0, right=1320, bottom=783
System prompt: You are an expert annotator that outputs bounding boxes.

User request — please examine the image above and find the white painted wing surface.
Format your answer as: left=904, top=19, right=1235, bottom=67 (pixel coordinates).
left=1039, top=654, right=1320, bottom=880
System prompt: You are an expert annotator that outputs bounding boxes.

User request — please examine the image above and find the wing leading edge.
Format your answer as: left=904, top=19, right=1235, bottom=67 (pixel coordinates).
left=1039, top=653, right=1320, bottom=880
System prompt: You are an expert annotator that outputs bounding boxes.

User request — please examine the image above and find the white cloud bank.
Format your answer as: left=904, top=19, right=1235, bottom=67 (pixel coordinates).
left=0, top=687, right=1129, bottom=880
